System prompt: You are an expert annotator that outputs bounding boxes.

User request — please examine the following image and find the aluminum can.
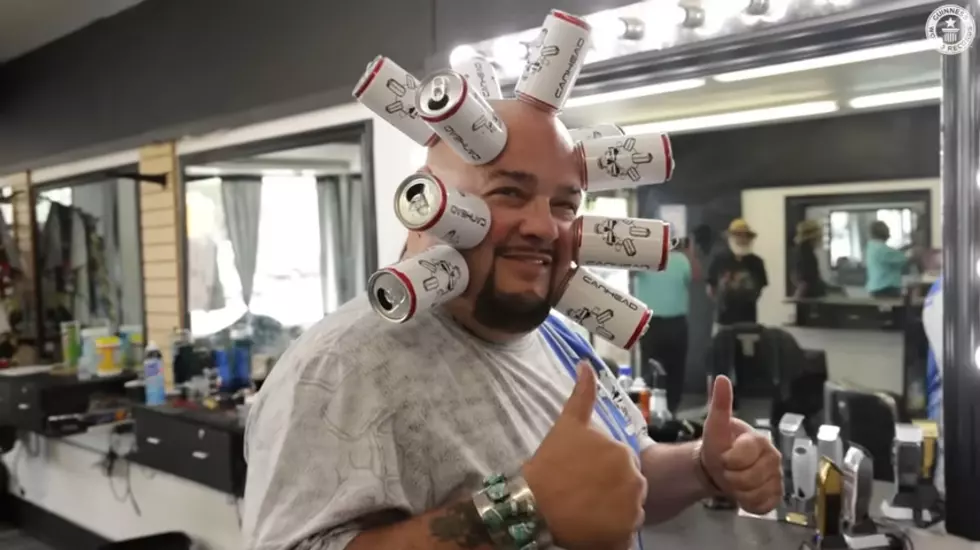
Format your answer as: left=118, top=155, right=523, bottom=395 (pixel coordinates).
left=574, top=215, right=671, bottom=271
left=568, top=124, right=624, bottom=142
left=367, top=245, right=470, bottom=323
left=417, top=69, right=508, bottom=165
left=353, top=55, right=438, bottom=147
left=393, top=172, right=491, bottom=249
left=577, top=132, right=674, bottom=191
left=515, top=10, right=592, bottom=114
left=451, top=54, right=503, bottom=100
left=554, top=266, right=651, bottom=350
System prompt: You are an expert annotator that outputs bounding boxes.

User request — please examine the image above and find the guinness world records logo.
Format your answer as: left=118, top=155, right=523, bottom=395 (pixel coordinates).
left=925, top=4, right=977, bottom=55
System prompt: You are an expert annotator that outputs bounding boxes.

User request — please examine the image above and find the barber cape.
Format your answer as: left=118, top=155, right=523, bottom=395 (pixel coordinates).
left=921, top=278, right=945, bottom=496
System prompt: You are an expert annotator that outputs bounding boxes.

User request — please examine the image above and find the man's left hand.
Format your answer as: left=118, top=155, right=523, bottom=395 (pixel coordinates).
left=699, top=376, right=783, bottom=514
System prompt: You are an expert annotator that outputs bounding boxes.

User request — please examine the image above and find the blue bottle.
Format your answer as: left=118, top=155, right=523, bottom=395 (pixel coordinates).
left=143, top=342, right=167, bottom=406
left=214, top=348, right=234, bottom=393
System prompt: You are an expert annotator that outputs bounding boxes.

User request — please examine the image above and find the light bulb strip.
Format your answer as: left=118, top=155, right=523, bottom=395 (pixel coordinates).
left=848, top=86, right=942, bottom=109
left=621, top=100, right=840, bottom=134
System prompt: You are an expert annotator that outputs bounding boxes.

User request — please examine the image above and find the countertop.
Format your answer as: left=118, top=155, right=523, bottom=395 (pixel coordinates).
left=642, top=483, right=980, bottom=549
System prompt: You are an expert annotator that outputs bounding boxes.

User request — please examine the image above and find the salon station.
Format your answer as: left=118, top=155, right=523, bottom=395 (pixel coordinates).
left=0, top=0, right=977, bottom=549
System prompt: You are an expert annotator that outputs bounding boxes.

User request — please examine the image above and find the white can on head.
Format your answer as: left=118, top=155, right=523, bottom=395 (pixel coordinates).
left=567, top=124, right=624, bottom=142
left=451, top=54, right=503, bottom=100
left=367, top=245, right=470, bottom=323
left=416, top=69, right=508, bottom=165
left=393, top=172, right=491, bottom=249
left=515, top=10, right=592, bottom=114
left=352, top=56, right=438, bottom=148
left=577, top=132, right=674, bottom=192
left=555, top=266, right=652, bottom=350
left=575, top=215, right=671, bottom=271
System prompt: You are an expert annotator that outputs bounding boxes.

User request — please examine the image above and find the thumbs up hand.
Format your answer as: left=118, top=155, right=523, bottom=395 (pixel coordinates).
left=523, top=361, right=646, bottom=550
left=700, top=376, right=783, bottom=515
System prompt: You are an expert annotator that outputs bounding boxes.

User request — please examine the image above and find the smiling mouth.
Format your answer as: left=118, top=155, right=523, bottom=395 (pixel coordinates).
left=498, top=253, right=553, bottom=266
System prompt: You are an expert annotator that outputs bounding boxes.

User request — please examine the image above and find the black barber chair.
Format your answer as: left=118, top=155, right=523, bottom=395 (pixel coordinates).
left=709, top=324, right=827, bottom=436
left=826, top=384, right=908, bottom=482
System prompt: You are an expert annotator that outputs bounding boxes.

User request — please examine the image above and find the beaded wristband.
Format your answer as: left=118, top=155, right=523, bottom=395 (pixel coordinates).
left=471, top=473, right=553, bottom=550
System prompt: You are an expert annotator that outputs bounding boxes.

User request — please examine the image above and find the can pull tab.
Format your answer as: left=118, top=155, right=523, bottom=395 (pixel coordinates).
left=427, top=76, right=451, bottom=110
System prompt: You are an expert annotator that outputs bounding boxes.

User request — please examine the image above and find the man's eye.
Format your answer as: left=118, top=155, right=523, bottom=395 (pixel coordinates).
left=491, top=187, right=524, bottom=198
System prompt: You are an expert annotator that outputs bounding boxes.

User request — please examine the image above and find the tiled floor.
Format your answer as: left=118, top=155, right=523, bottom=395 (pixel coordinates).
left=0, top=525, right=54, bottom=550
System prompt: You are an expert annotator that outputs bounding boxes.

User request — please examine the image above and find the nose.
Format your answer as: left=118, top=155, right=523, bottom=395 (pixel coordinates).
left=517, top=198, right=560, bottom=244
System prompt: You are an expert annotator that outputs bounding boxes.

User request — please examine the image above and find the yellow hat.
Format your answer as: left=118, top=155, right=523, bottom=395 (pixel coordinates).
left=795, top=219, right=822, bottom=244
left=727, top=218, right=757, bottom=238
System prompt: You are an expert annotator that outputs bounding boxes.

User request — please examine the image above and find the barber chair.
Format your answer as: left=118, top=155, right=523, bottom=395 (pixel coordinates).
left=825, top=382, right=907, bottom=482
left=709, top=325, right=826, bottom=436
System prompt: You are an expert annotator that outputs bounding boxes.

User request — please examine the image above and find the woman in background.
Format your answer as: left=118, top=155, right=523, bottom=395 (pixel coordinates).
left=791, top=219, right=828, bottom=298
left=865, top=220, right=908, bottom=298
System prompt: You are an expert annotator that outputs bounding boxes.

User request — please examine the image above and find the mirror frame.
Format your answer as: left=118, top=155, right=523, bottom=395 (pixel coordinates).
left=176, top=121, right=377, bottom=329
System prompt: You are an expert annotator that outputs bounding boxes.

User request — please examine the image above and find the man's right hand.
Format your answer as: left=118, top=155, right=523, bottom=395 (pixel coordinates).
left=522, top=362, right=646, bottom=550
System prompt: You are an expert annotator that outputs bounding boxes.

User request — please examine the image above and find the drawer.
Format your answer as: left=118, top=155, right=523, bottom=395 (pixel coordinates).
left=132, top=408, right=242, bottom=495
left=797, top=303, right=836, bottom=328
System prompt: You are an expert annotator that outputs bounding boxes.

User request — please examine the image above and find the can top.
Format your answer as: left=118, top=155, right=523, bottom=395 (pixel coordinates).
left=368, top=270, right=415, bottom=322
left=550, top=9, right=592, bottom=30
left=417, top=70, right=468, bottom=123
left=554, top=264, right=581, bottom=305
left=394, top=173, right=446, bottom=231
left=352, top=55, right=385, bottom=98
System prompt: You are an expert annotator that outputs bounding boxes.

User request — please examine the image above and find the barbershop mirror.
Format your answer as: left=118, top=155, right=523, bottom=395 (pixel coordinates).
left=560, top=37, right=940, bottom=425
left=33, top=175, right=145, bottom=362
left=0, top=187, right=30, bottom=360
left=182, top=124, right=375, bottom=361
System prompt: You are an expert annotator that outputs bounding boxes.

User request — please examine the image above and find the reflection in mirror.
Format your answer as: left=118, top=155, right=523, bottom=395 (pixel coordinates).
left=34, top=177, right=144, bottom=368
left=0, top=187, right=30, bottom=364
left=183, top=135, right=371, bottom=364
left=560, top=36, right=941, bottom=445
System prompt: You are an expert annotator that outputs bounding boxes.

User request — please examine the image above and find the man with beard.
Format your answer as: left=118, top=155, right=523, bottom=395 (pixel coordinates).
left=707, top=219, right=768, bottom=326
left=242, top=101, right=781, bottom=550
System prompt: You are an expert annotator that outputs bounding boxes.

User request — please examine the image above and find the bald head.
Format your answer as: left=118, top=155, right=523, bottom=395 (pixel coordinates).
left=413, top=99, right=584, bottom=339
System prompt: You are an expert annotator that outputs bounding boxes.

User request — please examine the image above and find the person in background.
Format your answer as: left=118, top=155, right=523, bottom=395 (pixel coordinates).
left=790, top=219, right=828, bottom=299
left=707, top=219, right=768, bottom=326
left=634, top=237, right=700, bottom=413
left=920, top=277, right=945, bottom=498
left=865, top=220, right=908, bottom=298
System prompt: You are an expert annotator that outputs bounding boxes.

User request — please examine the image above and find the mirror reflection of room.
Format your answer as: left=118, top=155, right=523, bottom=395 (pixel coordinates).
left=0, top=187, right=30, bottom=364
left=183, top=134, right=371, bottom=370
left=33, top=177, right=145, bottom=370
left=558, top=32, right=940, bottom=437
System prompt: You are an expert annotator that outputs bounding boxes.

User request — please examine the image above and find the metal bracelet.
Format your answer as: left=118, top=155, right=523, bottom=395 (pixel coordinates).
left=471, top=473, right=554, bottom=550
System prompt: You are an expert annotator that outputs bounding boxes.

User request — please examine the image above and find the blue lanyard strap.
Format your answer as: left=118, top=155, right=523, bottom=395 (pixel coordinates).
left=539, top=315, right=641, bottom=455
left=539, top=315, right=646, bottom=550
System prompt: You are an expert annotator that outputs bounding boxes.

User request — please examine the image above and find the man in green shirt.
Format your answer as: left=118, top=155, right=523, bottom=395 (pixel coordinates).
left=634, top=240, right=698, bottom=413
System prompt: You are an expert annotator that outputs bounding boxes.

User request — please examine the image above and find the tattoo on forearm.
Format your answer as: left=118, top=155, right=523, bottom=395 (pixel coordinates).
left=428, top=501, right=492, bottom=548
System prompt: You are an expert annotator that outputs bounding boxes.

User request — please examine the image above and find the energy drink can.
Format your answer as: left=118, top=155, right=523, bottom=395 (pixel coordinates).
left=394, top=172, right=491, bottom=249
left=515, top=10, right=592, bottom=114
left=577, top=132, right=674, bottom=191
left=353, top=55, right=438, bottom=147
left=417, top=69, right=508, bottom=165
left=574, top=215, right=671, bottom=271
left=451, top=54, right=503, bottom=100
left=568, top=123, right=625, bottom=142
left=554, top=266, right=651, bottom=350
left=367, top=245, right=470, bottom=323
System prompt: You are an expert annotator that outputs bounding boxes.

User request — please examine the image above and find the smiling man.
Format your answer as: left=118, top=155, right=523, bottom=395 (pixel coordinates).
left=242, top=100, right=782, bottom=550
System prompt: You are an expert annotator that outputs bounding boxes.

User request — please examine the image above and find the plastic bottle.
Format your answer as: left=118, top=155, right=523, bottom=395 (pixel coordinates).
left=628, top=376, right=651, bottom=425
left=617, top=365, right=633, bottom=393
left=143, top=342, right=167, bottom=406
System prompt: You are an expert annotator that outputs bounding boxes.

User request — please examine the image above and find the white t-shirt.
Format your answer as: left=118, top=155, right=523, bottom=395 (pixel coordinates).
left=242, top=295, right=654, bottom=550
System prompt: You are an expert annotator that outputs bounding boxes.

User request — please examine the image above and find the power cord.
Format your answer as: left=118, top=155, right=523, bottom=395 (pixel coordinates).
left=96, top=422, right=142, bottom=517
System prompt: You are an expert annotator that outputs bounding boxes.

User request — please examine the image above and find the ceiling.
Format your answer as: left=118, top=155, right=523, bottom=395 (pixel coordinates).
left=0, top=0, right=145, bottom=63
left=558, top=41, right=941, bottom=133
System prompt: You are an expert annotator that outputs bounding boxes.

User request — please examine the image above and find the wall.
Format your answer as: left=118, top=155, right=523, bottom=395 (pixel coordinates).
left=2, top=429, right=242, bottom=548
